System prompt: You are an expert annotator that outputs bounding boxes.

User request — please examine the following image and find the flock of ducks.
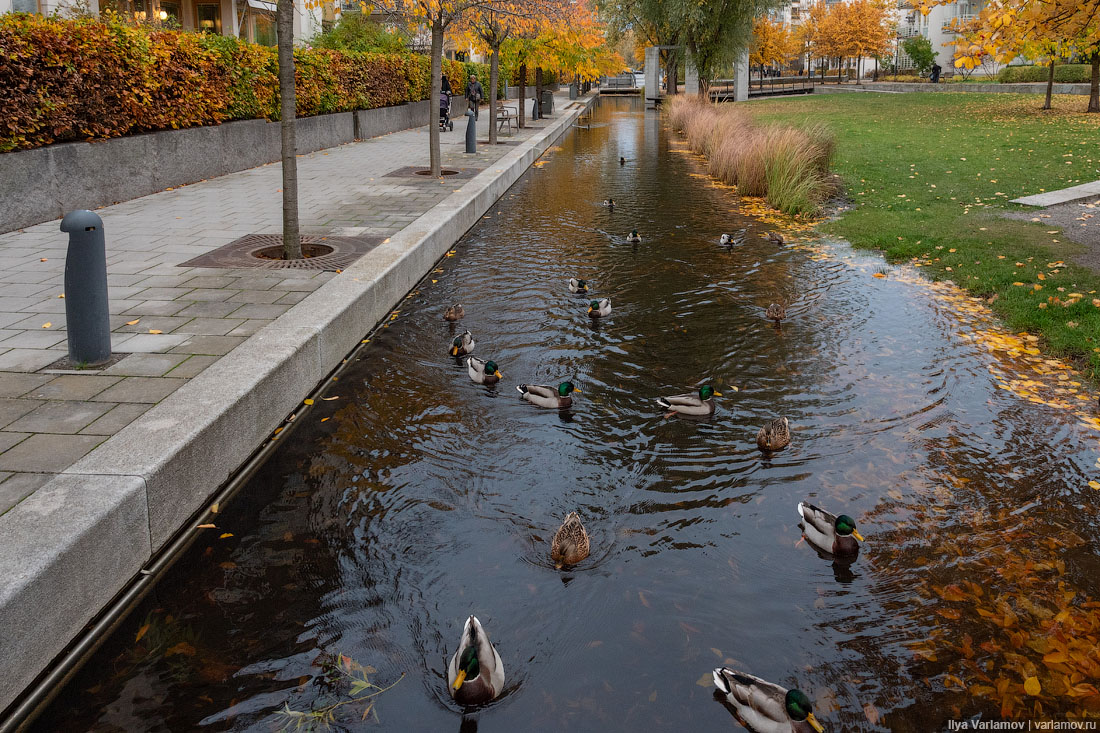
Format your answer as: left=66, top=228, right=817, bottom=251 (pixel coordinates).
left=437, top=195, right=865, bottom=732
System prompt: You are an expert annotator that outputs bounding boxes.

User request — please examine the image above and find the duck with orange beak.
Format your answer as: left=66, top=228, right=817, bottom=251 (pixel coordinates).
left=797, top=502, right=865, bottom=558
left=449, top=330, right=475, bottom=357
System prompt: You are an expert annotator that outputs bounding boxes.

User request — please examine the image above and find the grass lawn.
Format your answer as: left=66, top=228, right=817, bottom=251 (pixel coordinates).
left=748, top=92, right=1100, bottom=378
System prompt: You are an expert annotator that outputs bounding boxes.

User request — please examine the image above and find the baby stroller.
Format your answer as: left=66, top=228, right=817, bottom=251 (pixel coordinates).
left=439, top=91, right=454, bottom=132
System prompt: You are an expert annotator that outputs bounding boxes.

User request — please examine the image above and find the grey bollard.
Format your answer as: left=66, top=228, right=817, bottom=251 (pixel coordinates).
left=60, top=210, right=111, bottom=365
left=531, top=97, right=540, bottom=120
left=464, top=108, right=476, bottom=153
left=569, top=83, right=578, bottom=100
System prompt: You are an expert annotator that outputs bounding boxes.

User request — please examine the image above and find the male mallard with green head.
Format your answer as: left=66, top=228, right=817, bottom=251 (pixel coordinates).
left=797, top=502, right=864, bottom=557
left=550, top=511, right=590, bottom=568
left=447, top=616, right=505, bottom=706
left=443, top=304, right=465, bottom=321
left=449, top=330, right=475, bottom=357
left=467, top=357, right=502, bottom=385
left=713, top=667, right=825, bottom=733
left=587, top=298, right=612, bottom=318
left=757, top=416, right=791, bottom=452
left=569, top=278, right=589, bottom=294
left=657, top=384, right=722, bottom=417
left=627, top=230, right=642, bottom=243
left=517, top=381, right=579, bottom=409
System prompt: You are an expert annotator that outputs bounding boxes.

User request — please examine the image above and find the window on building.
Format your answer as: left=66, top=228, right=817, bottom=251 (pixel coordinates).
left=12, top=0, right=38, bottom=12
left=252, top=13, right=276, bottom=45
left=197, top=2, right=221, bottom=32
left=160, top=0, right=180, bottom=23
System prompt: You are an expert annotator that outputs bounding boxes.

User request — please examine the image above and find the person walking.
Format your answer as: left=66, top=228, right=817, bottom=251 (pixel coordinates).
left=465, top=73, right=484, bottom=120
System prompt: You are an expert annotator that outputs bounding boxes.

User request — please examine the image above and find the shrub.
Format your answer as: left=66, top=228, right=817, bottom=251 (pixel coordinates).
left=998, top=64, right=1092, bottom=84
left=665, top=95, right=835, bottom=216
left=0, top=14, right=486, bottom=152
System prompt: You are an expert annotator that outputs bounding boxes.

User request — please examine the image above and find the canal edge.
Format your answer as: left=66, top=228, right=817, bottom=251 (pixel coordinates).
left=0, top=93, right=597, bottom=724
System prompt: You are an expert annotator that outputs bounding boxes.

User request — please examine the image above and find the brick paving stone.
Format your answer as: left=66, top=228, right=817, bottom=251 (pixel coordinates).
left=0, top=472, right=52, bottom=515
left=24, top=375, right=122, bottom=400
left=0, top=434, right=104, bottom=472
left=101, top=353, right=190, bottom=377
left=0, top=399, right=44, bottom=428
left=169, top=335, right=245, bottom=355
left=78, top=403, right=152, bottom=436
left=166, top=354, right=219, bottom=378
left=6, top=401, right=116, bottom=434
left=90, top=376, right=188, bottom=403
left=0, top=373, right=52, bottom=398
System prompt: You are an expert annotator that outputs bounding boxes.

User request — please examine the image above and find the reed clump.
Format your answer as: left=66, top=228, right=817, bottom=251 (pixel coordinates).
left=665, top=95, right=836, bottom=216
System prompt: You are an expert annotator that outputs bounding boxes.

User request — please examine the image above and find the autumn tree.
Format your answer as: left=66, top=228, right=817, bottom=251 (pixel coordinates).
left=917, top=0, right=1100, bottom=112
left=751, top=16, right=795, bottom=80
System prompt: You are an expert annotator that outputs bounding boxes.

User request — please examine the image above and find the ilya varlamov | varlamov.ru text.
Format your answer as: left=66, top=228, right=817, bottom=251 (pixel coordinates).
left=947, top=722, right=1097, bottom=731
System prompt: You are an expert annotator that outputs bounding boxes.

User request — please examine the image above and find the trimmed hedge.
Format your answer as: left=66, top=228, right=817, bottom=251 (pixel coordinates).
left=0, top=14, right=486, bottom=152
left=998, top=64, right=1092, bottom=84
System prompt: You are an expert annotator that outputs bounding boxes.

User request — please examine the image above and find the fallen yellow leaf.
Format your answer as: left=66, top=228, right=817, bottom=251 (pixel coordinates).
left=303, top=399, right=314, bottom=405
left=126, top=319, right=140, bottom=326
left=219, top=532, right=233, bottom=539
left=135, top=623, right=150, bottom=642
left=1024, top=676, right=1041, bottom=696
left=41, top=322, right=51, bottom=329
left=197, top=523, right=216, bottom=528
left=149, top=329, right=163, bottom=334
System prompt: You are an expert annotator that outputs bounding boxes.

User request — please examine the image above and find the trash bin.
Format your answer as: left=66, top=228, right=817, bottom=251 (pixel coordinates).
left=569, top=83, right=578, bottom=100
left=541, top=90, right=554, bottom=115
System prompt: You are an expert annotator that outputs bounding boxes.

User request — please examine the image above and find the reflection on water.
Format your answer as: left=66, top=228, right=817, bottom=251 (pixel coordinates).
left=32, top=97, right=1100, bottom=732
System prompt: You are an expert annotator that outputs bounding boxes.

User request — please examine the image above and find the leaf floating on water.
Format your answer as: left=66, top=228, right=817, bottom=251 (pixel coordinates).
left=197, top=523, right=216, bottom=529
left=1088, top=481, right=1100, bottom=490
left=863, top=702, right=880, bottom=725
left=648, top=690, right=657, bottom=702
left=638, top=591, right=650, bottom=608
left=135, top=623, right=150, bottom=642
left=303, top=399, right=314, bottom=405
left=872, top=272, right=886, bottom=279
left=219, top=533, right=233, bottom=539
left=1024, top=676, right=1041, bottom=696
left=697, top=673, right=714, bottom=688
left=710, top=647, right=723, bottom=658
left=322, top=396, right=340, bottom=401
left=210, top=503, right=219, bottom=514
left=320, top=417, right=330, bottom=423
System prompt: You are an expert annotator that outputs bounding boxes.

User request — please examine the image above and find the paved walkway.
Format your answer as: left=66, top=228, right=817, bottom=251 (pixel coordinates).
left=0, top=104, right=558, bottom=514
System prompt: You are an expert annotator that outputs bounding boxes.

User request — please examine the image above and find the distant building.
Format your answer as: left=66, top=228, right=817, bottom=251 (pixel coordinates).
left=896, top=0, right=987, bottom=72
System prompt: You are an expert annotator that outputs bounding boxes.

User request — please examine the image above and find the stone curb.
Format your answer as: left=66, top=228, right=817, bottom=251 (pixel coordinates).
left=1011, top=180, right=1100, bottom=208
left=0, top=95, right=595, bottom=714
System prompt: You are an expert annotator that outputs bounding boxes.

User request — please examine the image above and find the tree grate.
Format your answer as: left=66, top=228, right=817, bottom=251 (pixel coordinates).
left=177, top=234, right=383, bottom=272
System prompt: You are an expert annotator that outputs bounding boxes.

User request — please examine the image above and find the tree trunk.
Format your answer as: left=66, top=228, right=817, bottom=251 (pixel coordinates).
left=837, top=57, right=843, bottom=84
left=665, top=51, right=677, bottom=95
left=428, top=20, right=444, bottom=177
left=518, top=62, right=526, bottom=128
left=535, top=66, right=543, bottom=118
left=1042, top=58, right=1055, bottom=110
left=488, top=45, right=500, bottom=144
left=277, top=0, right=300, bottom=259
left=1089, top=53, right=1099, bottom=113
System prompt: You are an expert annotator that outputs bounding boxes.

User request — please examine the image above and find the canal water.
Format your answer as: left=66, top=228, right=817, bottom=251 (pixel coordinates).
left=33, top=97, right=1100, bottom=731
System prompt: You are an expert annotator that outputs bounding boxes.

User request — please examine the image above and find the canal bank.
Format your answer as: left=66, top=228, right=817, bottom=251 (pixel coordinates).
left=0, top=91, right=595, bottom=721
left=22, top=96, right=1100, bottom=731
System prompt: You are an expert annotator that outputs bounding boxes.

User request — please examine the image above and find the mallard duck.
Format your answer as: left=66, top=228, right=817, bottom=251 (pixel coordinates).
left=443, top=304, right=465, bottom=321
left=587, top=298, right=612, bottom=318
left=619, top=156, right=626, bottom=165
left=627, top=230, right=641, bottom=243
left=798, top=502, right=864, bottom=557
left=447, top=615, right=506, bottom=706
left=765, top=302, right=786, bottom=323
left=517, top=381, right=579, bottom=409
left=657, top=384, right=721, bottom=417
left=569, top=278, right=589, bottom=294
left=757, top=416, right=791, bottom=452
left=767, top=231, right=786, bottom=245
left=603, top=198, right=615, bottom=208
left=449, top=330, right=475, bottom=357
left=467, top=357, right=502, bottom=385
left=550, top=511, right=590, bottom=568
left=713, top=667, right=825, bottom=733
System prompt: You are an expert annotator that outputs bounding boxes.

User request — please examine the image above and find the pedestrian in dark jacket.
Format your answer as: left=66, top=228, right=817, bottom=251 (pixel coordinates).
left=465, top=74, right=484, bottom=119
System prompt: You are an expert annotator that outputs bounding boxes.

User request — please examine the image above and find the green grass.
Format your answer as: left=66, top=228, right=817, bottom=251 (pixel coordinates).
left=748, top=92, right=1100, bottom=378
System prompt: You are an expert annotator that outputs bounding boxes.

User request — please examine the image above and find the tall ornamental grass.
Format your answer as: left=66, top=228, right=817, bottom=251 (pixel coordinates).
left=665, top=95, right=836, bottom=216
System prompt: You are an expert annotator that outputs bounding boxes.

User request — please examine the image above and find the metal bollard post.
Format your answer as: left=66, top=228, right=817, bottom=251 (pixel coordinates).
left=60, top=210, right=111, bottom=365
left=531, top=96, right=540, bottom=120
left=464, top=108, right=476, bottom=154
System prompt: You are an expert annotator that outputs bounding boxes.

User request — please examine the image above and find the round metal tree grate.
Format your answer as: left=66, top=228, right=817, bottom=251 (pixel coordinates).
left=178, top=234, right=383, bottom=271
left=414, top=169, right=461, bottom=176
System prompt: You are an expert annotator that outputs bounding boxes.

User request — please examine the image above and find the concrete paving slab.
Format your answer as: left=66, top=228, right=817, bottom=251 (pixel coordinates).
left=101, top=353, right=190, bottom=377
left=0, top=433, right=104, bottom=471
left=0, top=432, right=31, bottom=453
left=0, top=399, right=44, bottom=428
left=0, top=372, right=52, bottom=398
left=24, top=374, right=123, bottom=400
left=1011, top=180, right=1100, bottom=207
left=90, top=376, right=188, bottom=404
left=6, top=400, right=116, bottom=434
left=79, top=402, right=152, bottom=435
left=0, top=472, right=51, bottom=515
left=166, top=354, right=220, bottom=378
left=168, top=334, right=246, bottom=355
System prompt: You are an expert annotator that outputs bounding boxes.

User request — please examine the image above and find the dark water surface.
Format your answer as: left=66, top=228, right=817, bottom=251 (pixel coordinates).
left=33, top=97, right=1100, bottom=732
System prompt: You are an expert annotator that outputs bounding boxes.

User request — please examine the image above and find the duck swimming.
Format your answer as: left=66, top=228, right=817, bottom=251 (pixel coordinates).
left=627, top=230, right=641, bottom=243
left=449, top=330, right=475, bottom=357
left=713, top=667, right=825, bottom=733
left=587, top=298, right=612, bottom=318
left=797, top=502, right=864, bottom=557
left=569, top=278, right=589, bottom=294
left=757, top=416, right=791, bottom=452
left=447, top=616, right=505, bottom=706
left=657, top=384, right=721, bottom=417
left=443, top=304, right=465, bottom=321
left=517, top=381, right=579, bottom=409
left=550, top=512, right=590, bottom=568
left=467, top=357, right=502, bottom=385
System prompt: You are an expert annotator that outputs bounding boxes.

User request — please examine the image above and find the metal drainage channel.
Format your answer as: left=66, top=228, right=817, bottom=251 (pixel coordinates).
left=1, top=248, right=453, bottom=733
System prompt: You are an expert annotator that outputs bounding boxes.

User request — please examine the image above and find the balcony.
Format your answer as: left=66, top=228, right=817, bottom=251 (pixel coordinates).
left=942, top=14, right=976, bottom=32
